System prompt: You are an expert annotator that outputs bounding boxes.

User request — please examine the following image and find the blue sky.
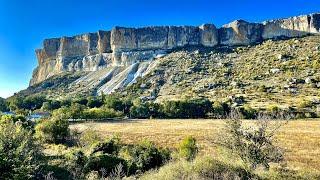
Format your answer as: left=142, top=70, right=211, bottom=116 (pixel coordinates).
left=0, top=0, right=319, bottom=98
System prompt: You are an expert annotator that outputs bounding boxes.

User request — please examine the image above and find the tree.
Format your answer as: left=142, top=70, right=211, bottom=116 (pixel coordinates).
left=104, top=96, right=125, bottom=112
left=0, top=121, right=42, bottom=179
left=87, top=96, right=103, bottom=108
left=41, top=100, right=61, bottom=111
left=22, top=95, right=46, bottom=110
left=0, top=97, right=8, bottom=112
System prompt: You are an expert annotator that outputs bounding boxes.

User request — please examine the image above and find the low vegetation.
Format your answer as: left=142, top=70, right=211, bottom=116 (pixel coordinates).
left=1, top=103, right=320, bottom=179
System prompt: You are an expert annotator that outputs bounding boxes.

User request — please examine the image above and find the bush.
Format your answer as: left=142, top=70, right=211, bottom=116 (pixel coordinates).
left=35, top=116, right=70, bottom=144
left=177, top=136, right=198, bottom=161
left=0, top=122, right=42, bottom=179
left=239, top=105, right=257, bottom=119
left=0, top=114, right=34, bottom=130
left=124, top=140, right=171, bottom=173
left=91, top=136, right=121, bottom=155
left=140, top=157, right=255, bottom=180
left=79, top=129, right=102, bottom=148
left=85, top=154, right=127, bottom=176
left=221, top=118, right=284, bottom=170
left=212, top=101, right=230, bottom=118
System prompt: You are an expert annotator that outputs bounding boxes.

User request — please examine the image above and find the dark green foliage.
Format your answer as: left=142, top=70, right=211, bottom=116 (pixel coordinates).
left=74, top=97, right=88, bottom=106
left=7, top=95, right=46, bottom=111
left=162, top=98, right=212, bottom=118
left=35, top=116, right=70, bottom=144
left=212, top=101, right=230, bottom=118
left=87, top=96, right=103, bottom=108
left=41, top=100, right=61, bottom=111
left=85, top=154, right=127, bottom=175
left=177, top=136, right=198, bottom=161
left=0, top=121, right=42, bottom=179
left=239, top=106, right=258, bottom=119
left=104, top=95, right=126, bottom=112
left=23, top=95, right=47, bottom=110
left=0, top=97, right=8, bottom=112
left=126, top=140, right=171, bottom=172
left=92, top=137, right=121, bottom=155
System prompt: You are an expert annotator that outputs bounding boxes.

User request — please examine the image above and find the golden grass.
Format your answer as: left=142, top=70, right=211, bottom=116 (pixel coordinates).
left=70, top=119, right=320, bottom=173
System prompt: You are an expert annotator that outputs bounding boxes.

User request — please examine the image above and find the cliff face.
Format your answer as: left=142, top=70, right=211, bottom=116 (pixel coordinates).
left=30, top=13, right=320, bottom=87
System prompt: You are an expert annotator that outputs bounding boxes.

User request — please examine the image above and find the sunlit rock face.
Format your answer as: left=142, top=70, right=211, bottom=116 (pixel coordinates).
left=30, top=13, right=320, bottom=92
left=220, top=20, right=263, bottom=46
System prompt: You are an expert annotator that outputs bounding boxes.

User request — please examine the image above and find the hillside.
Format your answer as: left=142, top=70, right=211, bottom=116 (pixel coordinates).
left=20, top=35, right=320, bottom=113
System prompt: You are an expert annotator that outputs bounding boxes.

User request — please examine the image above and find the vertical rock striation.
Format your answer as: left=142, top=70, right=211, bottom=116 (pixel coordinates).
left=30, top=13, right=320, bottom=86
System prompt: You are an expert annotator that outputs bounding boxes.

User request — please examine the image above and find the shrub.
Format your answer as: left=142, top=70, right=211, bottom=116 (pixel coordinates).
left=239, top=105, right=257, bottom=119
left=35, top=116, right=70, bottom=144
left=212, top=101, right=230, bottom=118
left=177, top=136, right=198, bottom=161
left=0, top=114, right=34, bottom=130
left=124, top=140, right=171, bottom=173
left=91, top=136, right=121, bottom=155
left=85, top=154, right=127, bottom=176
left=140, top=157, right=255, bottom=180
left=0, top=122, right=42, bottom=179
left=221, top=118, right=284, bottom=170
left=79, top=129, right=102, bottom=148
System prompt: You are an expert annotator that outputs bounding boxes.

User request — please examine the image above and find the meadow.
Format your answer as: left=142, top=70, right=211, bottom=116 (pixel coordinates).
left=71, top=119, right=320, bottom=174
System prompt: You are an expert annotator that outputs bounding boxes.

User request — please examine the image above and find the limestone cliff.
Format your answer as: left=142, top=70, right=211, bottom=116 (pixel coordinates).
left=30, top=13, right=320, bottom=93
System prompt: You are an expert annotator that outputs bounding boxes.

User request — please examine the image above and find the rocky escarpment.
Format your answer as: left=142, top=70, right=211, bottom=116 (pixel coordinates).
left=30, top=13, right=320, bottom=94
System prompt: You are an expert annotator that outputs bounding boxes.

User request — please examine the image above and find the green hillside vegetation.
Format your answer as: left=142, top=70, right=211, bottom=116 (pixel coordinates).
left=7, top=35, right=320, bottom=119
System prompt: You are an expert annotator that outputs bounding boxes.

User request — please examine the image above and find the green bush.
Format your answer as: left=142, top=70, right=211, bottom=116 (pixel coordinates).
left=140, top=157, right=255, bottom=180
left=35, top=116, right=70, bottom=144
left=85, top=154, right=127, bottom=176
left=177, top=136, right=198, bottom=161
left=0, top=121, right=42, bottom=179
left=212, top=101, right=230, bottom=118
left=79, top=129, right=102, bottom=148
left=91, top=136, right=121, bottom=155
left=124, top=140, right=171, bottom=173
left=0, top=114, right=34, bottom=130
left=104, top=96, right=125, bottom=112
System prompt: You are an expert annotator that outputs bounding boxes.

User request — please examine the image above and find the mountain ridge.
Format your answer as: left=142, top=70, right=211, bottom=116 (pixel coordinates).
left=30, top=13, right=320, bottom=89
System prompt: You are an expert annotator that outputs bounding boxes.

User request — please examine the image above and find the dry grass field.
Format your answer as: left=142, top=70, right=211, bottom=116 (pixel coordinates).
left=71, top=119, right=320, bottom=173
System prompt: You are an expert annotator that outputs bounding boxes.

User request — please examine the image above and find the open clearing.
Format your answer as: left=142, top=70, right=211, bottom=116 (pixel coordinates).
left=71, top=119, right=320, bottom=173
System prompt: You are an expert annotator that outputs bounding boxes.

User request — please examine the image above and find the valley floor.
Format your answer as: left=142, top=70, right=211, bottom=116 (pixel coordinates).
left=71, top=119, right=320, bottom=174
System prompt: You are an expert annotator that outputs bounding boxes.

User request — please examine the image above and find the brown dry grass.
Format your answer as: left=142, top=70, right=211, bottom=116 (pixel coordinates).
left=70, top=119, right=320, bottom=173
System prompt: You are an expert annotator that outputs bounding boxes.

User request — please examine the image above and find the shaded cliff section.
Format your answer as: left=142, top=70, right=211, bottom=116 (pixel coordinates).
left=30, top=13, right=320, bottom=86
